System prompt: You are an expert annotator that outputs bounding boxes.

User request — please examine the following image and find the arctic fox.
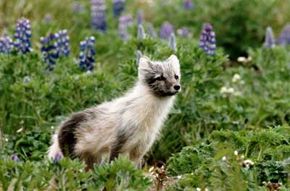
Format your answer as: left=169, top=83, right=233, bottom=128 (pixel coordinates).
left=48, top=54, right=181, bottom=168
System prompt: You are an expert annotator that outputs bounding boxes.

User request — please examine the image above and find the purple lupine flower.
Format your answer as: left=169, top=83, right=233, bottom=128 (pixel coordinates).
left=137, top=24, right=146, bottom=40
left=177, top=27, right=191, bottom=38
left=118, top=15, right=133, bottom=41
left=53, top=153, right=63, bottom=163
left=0, top=36, right=13, bottom=54
left=264, top=27, right=275, bottom=48
left=72, top=2, right=84, bottom=13
left=183, top=0, right=194, bottom=10
left=55, top=30, right=70, bottom=57
left=11, top=154, right=20, bottom=162
left=199, top=23, right=216, bottom=55
left=40, top=34, right=59, bottom=71
left=137, top=10, right=143, bottom=25
left=91, top=0, right=107, bottom=32
left=43, top=14, right=52, bottom=24
left=113, top=0, right=125, bottom=17
left=14, top=18, right=32, bottom=54
left=169, top=33, right=177, bottom=52
left=277, top=24, right=290, bottom=46
left=79, top=36, right=96, bottom=71
left=147, top=23, right=157, bottom=38
left=160, top=21, right=174, bottom=40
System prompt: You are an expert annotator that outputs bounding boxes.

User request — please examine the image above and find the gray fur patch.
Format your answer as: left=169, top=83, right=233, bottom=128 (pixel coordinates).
left=110, top=129, right=132, bottom=161
left=58, top=112, right=87, bottom=158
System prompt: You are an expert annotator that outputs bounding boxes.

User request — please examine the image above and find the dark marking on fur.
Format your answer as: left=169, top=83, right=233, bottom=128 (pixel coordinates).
left=58, top=112, right=86, bottom=158
left=110, top=129, right=131, bottom=161
left=145, top=74, right=178, bottom=97
left=81, top=152, right=100, bottom=171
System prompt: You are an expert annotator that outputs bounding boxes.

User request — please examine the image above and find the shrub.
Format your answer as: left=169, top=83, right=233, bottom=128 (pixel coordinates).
left=166, top=126, right=290, bottom=190
left=0, top=156, right=151, bottom=190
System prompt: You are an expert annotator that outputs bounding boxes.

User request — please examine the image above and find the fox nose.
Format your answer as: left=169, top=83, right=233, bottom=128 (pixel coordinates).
left=174, top=85, right=181, bottom=91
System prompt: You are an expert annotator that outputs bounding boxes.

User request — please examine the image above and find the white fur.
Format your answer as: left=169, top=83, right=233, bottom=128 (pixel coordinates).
left=48, top=134, right=63, bottom=159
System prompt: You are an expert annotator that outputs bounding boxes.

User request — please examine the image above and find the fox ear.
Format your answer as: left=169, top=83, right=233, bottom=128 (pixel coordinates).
left=167, top=54, right=179, bottom=66
left=138, top=56, right=153, bottom=69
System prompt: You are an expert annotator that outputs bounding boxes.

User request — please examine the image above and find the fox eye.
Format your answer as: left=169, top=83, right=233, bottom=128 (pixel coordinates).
left=174, top=74, right=179, bottom=80
left=155, top=74, right=166, bottom=81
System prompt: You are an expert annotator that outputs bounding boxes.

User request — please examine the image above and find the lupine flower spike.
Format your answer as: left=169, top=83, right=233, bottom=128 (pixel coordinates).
left=147, top=23, right=157, bottom=38
left=118, top=15, right=133, bottom=41
left=183, top=0, right=194, bottom=10
left=14, top=18, right=32, bottom=54
left=137, top=10, right=143, bottom=25
left=79, top=36, right=96, bottom=71
left=72, top=2, right=84, bottom=13
left=43, top=14, right=52, bottom=24
left=11, top=154, right=20, bottom=162
left=199, top=23, right=216, bottom=55
left=277, top=24, right=290, bottom=46
left=0, top=36, right=13, bottom=54
left=137, top=24, right=146, bottom=40
left=40, top=34, right=59, bottom=71
left=177, top=27, right=191, bottom=38
left=91, top=0, right=107, bottom=32
left=169, top=33, right=177, bottom=52
left=55, top=30, right=70, bottom=57
left=264, top=26, right=275, bottom=48
left=113, top=0, right=126, bottom=17
left=160, top=22, right=174, bottom=40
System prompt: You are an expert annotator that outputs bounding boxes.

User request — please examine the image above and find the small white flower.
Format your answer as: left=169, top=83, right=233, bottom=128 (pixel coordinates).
left=237, top=57, right=246, bottom=62
left=234, top=150, right=238, bottom=156
left=23, top=76, right=31, bottom=84
left=177, top=175, right=182, bottom=179
left=220, top=86, right=228, bottom=94
left=196, top=188, right=201, bottom=191
left=242, top=159, right=254, bottom=169
left=85, top=70, right=92, bottom=75
left=74, top=75, right=80, bottom=80
left=233, top=91, right=242, bottom=96
left=222, top=156, right=227, bottom=161
left=244, top=159, right=254, bottom=165
left=232, top=74, right=241, bottom=83
left=51, top=126, right=55, bottom=129
left=220, top=86, right=236, bottom=97
left=227, top=87, right=234, bottom=94
left=5, top=138, right=8, bottom=142
left=205, top=188, right=209, bottom=191
left=16, top=128, right=23, bottom=133
left=237, top=56, right=252, bottom=63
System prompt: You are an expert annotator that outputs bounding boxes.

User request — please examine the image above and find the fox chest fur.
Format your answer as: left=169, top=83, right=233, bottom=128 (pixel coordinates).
left=112, top=91, right=175, bottom=156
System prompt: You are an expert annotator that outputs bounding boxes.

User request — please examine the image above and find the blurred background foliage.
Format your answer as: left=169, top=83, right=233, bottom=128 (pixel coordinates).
left=1, top=0, right=290, bottom=58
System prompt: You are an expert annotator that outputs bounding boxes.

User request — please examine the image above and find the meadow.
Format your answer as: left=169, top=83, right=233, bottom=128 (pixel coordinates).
left=0, top=0, right=290, bottom=190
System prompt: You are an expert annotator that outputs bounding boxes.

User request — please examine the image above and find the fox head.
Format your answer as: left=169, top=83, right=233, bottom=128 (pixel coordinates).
left=138, top=55, right=181, bottom=97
